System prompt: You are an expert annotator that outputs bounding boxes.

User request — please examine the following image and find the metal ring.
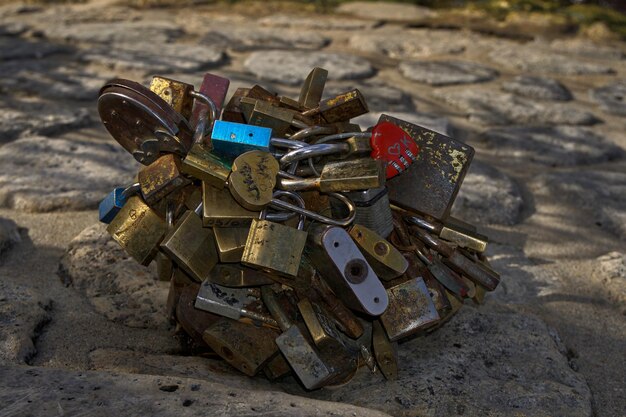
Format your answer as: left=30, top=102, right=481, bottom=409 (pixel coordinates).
left=189, top=91, right=218, bottom=129
left=121, top=182, right=141, bottom=198
left=289, top=125, right=335, bottom=142
left=313, top=131, right=371, bottom=144
left=279, top=143, right=348, bottom=167
left=405, top=216, right=437, bottom=233
left=269, top=192, right=355, bottom=227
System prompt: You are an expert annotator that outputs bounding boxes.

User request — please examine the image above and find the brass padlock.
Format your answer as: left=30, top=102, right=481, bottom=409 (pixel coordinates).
left=407, top=214, right=488, bottom=253
left=379, top=276, right=440, bottom=342
left=213, top=227, right=249, bottom=263
left=302, top=89, right=368, bottom=123
left=241, top=194, right=308, bottom=278
left=160, top=209, right=219, bottom=282
left=138, top=154, right=190, bottom=205
left=203, top=318, right=280, bottom=376
left=181, top=143, right=231, bottom=189
left=348, top=224, right=408, bottom=281
left=299, top=67, right=328, bottom=109
left=381, top=114, right=474, bottom=221
left=106, top=195, right=166, bottom=266
left=241, top=98, right=299, bottom=137
left=372, top=319, right=398, bottom=380
left=228, top=150, right=279, bottom=211
left=202, top=182, right=259, bottom=227
left=149, top=76, right=194, bottom=120
left=278, top=158, right=385, bottom=193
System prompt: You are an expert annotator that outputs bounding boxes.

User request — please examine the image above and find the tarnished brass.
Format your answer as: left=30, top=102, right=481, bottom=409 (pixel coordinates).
left=241, top=216, right=307, bottom=278
left=156, top=252, right=174, bottom=282
left=278, top=96, right=305, bottom=112
left=381, top=114, right=474, bottom=221
left=181, top=143, right=231, bottom=189
left=349, top=224, right=408, bottom=281
left=222, top=87, right=250, bottom=123
left=302, top=89, right=368, bottom=123
left=298, top=298, right=344, bottom=350
left=241, top=98, right=295, bottom=137
left=228, top=151, right=279, bottom=211
left=138, top=154, right=190, bottom=205
left=440, top=224, right=488, bottom=253
left=278, top=158, right=385, bottom=193
left=380, top=277, right=440, bottom=341
left=213, top=227, right=249, bottom=263
left=372, top=320, right=398, bottom=380
left=175, top=281, right=219, bottom=346
left=203, top=318, right=280, bottom=376
left=299, top=67, right=328, bottom=109
left=149, top=76, right=194, bottom=120
left=310, top=273, right=364, bottom=339
left=107, top=195, right=166, bottom=266
left=160, top=210, right=218, bottom=282
left=209, top=264, right=274, bottom=287
left=202, top=182, right=259, bottom=228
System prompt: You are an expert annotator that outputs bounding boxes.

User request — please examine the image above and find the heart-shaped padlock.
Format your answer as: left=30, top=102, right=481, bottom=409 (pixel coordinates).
left=370, top=121, right=420, bottom=179
left=228, top=150, right=279, bottom=211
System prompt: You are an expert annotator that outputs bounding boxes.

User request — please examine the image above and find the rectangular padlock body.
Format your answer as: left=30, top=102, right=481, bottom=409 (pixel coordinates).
left=319, top=90, right=368, bottom=123
left=202, top=182, right=259, bottom=227
left=380, top=114, right=474, bottom=221
left=211, top=120, right=272, bottom=159
left=203, top=318, right=279, bottom=376
left=380, top=277, right=440, bottom=342
left=332, top=187, right=393, bottom=238
left=150, top=76, right=194, bottom=120
left=439, top=225, right=488, bottom=253
left=99, top=187, right=126, bottom=224
left=213, top=227, right=249, bottom=263
left=275, top=325, right=336, bottom=390
left=181, top=143, right=231, bottom=189
left=319, top=158, right=385, bottom=193
left=138, top=154, right=190, bottom=205
left=299, top=67, right=328, bottom=109
left=106, top=196, right=166, bottom=266
left=160, top=211, right=218, bottom=282
left=307, top=226, right=388, bottom=316
left=241, top=219, right=308, bottom=278
left=192, top=73, right=230, bottom=122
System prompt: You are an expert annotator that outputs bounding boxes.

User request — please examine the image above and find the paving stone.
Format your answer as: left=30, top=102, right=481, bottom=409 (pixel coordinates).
left=0, top=365, right=389, bottom=417
left=0, top=282, right=51, bottom=365
left=0, top=217, right=20, bottom=257
left=488, top=44, right=615, bottom=75
left=84, top=42, right=225, bottom=73
left=502, top=75, right=573, bottom=101
left=336, top=1, right=436, bottom=22
left=595, top=252, right=626, bottom=308
left=452, top=161, right=524, bottom=226
left=41, top=20, right=183, bottom=44
left=59, top=223, right=168, bottom=329
left=0, top=136, right=137, bottom=212
left=530, top=170, right=626, bottom=240
left=480, top=126, right=624, bottom=166
left=259, top=14, right=377, bottom=30
left=399, top=60, right=498, bottom=86
left=0, top=36, right=69, bottom=60
left=590, top=80, right=626, bottom=116
left=308, top=303, right=591, bottom=417
left=244, top=50, right=375, bottom=86
left=549, top=38, right=626, bottom=61
left=348, top=29, right=466, bottom=59
left=0, top=103, right=92, bottom=144
left=353, top=111, right=452, bottom=136
left=435, top=88, right=600, bottom=126
left=201, top=27, right=329, bottom=52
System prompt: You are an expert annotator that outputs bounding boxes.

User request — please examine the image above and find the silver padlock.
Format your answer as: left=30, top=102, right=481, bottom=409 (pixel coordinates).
left=306, top=224, right=388, bottom=316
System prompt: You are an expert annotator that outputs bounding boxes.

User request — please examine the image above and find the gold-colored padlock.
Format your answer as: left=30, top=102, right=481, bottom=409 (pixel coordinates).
left=149, top=76, right=194, bottom=120
left=348, top=224, right=408, bottom=281
left=299, top=67, right=328, bottom=109
left=106, top=195, right=166, bottom=266
left=202, top=182, right=259, bottom=227
left=241, top=198, right=307, bottom=278
left=138, top=154, right=190, bottom=205
left=181, top=143, right=231, bottom=189
left=228, top=150, right=279, bottom=211
left=213, top=227, right=249, bottom=263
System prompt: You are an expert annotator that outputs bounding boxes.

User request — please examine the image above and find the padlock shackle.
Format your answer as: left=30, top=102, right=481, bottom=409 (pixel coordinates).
left=189, top=91, right=218, bottom=149
left=313, top=131, right=371, bottom=145
left=121, top=182, right=141, bottom=198
left=270, top=192, right=355, bottom=227
left=279, top=143, right=347, bottom=167
left=405, top=215, right=440, bottom=233
left=289, top=125, right=336, bottom=142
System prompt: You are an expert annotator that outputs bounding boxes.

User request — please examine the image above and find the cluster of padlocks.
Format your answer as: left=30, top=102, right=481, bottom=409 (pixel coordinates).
left=97, top=68, right=500, bottom=389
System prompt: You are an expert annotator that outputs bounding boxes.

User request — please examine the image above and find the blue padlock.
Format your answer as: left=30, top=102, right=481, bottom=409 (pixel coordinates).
left=99, top=187, right=127, bottom=224
left=210, top=120, right=272, bottom=159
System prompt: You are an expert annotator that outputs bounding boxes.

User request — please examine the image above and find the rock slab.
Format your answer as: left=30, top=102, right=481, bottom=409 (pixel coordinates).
left=0, top=217, right=20, bottom=256
left=502, top=76, right=573, bottom=101
left=59, top=223, right=168, bottom=329
left=336, top=1, right=436, bottom=22
left=400, top=60, right=498, bottom=86
left=0, top=135, right=138, bottom=212
left=590, top=80, right=626, bottom=116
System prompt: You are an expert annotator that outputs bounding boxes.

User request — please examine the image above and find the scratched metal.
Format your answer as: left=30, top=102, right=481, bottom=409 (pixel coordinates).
left=138, top=154, right=190, bottom=205
left=380, top=114, right=474, bottom=220
left=319, top=89, right=368, bottom=123
left=379, top=277, right=440, bottom=342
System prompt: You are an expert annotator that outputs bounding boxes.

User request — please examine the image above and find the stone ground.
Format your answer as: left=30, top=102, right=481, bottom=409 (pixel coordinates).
left=0, top=1, right=625, bottom=416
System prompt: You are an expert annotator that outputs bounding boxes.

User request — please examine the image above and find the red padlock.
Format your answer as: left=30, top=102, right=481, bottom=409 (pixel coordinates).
left=370, top=121, right=420, bottom=179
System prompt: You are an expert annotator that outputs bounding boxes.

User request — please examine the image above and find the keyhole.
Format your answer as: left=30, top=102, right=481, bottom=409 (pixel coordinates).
left=344, top=259, right=367, bottom=284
